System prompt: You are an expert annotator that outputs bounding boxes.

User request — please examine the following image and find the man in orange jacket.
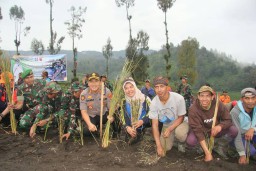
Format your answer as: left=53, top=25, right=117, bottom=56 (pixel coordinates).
left=220, top=90, right=231, bottom=104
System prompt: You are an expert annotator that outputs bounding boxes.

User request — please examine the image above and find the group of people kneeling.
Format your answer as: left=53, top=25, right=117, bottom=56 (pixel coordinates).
left=0, top=69, right=255, bottom=165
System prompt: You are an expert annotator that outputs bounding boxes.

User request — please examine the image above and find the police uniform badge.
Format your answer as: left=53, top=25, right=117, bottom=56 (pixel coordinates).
left=80, top=95, right=85, bottom=101
left=88, top=102, right=93, bottom=109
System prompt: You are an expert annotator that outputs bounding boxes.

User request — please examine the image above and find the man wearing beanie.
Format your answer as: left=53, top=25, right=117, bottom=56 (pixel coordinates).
left=149, top=76, right=189, bottom=157
left=231, top=87, right=256, bottom=164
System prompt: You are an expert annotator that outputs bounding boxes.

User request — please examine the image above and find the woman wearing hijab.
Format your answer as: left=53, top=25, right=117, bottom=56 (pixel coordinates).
left=121, top=77, right=151, bottom=144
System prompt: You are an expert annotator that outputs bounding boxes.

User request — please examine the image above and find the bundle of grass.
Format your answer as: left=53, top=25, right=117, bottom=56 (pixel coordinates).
left=245, top=139, right=250, bottom=164
left=77, top=119, right=84, bottom=146
left=126, top=99, right=142, bottom=144
left=0, top=54, right=17, bottom=134
left=208, top=93, right=219, bottom=153
left=102, top=60, right=137, bottom=148
left=58, top=115, right=64, bottom=143
left=130, top=99, right=141, bottom=128
left=44, top=115, right=53, bottom=141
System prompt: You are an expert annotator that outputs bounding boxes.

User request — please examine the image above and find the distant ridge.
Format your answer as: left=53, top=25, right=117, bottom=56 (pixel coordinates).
left=3, top=49, right=157, bottom=59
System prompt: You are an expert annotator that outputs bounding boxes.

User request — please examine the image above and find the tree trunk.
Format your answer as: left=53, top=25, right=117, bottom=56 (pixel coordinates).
left=106, top=58, right=109, bottom=77
left=126, top=3, right=132, bottom=41
left=49, top=0, right=54, bottom=54
left=164, top=11, right=171, bottom=80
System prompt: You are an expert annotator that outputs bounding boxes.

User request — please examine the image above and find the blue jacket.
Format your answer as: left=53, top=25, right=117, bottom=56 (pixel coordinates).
left=230, top=100, right=256, bottom=156
left=237, top=100, right=256, bottom=132
left=141, top=87, right=155, bottom=100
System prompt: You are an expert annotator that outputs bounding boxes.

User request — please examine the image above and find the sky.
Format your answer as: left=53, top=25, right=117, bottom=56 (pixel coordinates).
left=0, top=0, right=256, bottom=63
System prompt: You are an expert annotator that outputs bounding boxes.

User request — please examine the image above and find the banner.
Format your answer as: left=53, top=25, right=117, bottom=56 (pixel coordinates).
left=11, top=54, right=67, bottom=82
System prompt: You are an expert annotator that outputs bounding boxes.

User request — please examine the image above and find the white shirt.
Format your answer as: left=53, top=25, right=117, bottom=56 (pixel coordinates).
left=149, top=92, right=186, bottom=126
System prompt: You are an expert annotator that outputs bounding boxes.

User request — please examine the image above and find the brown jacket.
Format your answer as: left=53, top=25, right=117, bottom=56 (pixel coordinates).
left=188, top=98, right=232, bottom=141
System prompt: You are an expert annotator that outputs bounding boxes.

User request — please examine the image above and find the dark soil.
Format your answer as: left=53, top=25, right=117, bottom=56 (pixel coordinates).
left=0, top=126, right=255, bottom=171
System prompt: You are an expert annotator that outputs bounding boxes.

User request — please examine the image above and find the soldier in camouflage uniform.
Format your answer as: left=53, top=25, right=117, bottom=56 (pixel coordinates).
left=100, top=75, right=113, bottom=92
left=60, top=81, right=84, bottom=140
left=18, top=82, right=62, bottom=137
left=177, top=75, right=192, bottom=113
left=11, top=69, right=46, bottom=123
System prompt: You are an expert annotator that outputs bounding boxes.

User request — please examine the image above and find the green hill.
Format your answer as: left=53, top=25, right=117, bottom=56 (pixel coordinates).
left=2, top=46, right=256, bottom=92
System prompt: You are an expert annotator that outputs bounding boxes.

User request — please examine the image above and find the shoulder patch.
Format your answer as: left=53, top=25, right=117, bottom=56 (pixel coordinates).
left=80, top=95, right=85, bottom=101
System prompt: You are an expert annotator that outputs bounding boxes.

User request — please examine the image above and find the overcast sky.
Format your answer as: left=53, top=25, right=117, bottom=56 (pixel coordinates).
left=0, top=0, right=256, bottom=63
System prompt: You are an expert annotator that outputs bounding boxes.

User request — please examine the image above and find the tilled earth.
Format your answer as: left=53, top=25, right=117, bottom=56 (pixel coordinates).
left=0, top=126, right=255, bottom=171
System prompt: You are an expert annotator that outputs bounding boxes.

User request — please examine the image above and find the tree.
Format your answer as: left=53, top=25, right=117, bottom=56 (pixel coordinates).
left=134, top=30, right=150, bottom=81
left=0, top=7, right=2, bottom=48
left=31, top=38, right=45, bottom=55
left=115, top=0, right=135, bottom=41
left=102, top=37, right=113, bottom=77
left=241, top=65, right=256, bottom=87
left=157, top=0, right=176, bottom=80
left=9, top=5, right=30, bottom=55
left=0, top=7, right=2, bottom=19
left=45, top=0, right=65, bottom=55
left=177, top=37, right=199, bottom=85
left=125, top=30, right=150, bottom=82
left=65, top=6, right=86, bottom=79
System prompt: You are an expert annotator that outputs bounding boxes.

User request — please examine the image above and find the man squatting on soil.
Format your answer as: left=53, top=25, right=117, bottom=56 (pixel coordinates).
left=1, top=68, right=256, bottom=165
left=149, top=76, right=189, bottom=157
left=79, top=72, right=113, bottom=135
left=230, top=88, right=256, bottom=164
left=186, top=85, right=238, bottom=162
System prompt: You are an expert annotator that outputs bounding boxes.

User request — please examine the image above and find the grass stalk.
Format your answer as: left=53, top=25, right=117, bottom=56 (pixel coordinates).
left=43, top=115, right=52, bottom=141
left=131, top=99, right=141, bottom=129
left=102, top=121, right=110, bottom=148
left=245, top=139, right=250, bottom=164
left=102, top=59, right=138, bottom=148
left=78, top=119, right=84, bottom=146
left=58, top=115, right=64, bottom=143
left=90, top=130, right=100, bottom=147
left=208, top=93, right=219, bottom=153
left=0, top=54, right=17, bottom=134
left=100, top=82, right=104, bottom=139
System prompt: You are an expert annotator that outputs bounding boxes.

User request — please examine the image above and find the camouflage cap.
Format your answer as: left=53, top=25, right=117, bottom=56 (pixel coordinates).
left=88, top=72, right=100, bottom=81
left=180, top=75, right=188, bottom=80
left=100, top=74, right=107, bottom=78
left=44, top=82, right=61, bottom=94
left=21, top=69, right=33, bottom=79
left=198, top=86, right=214, bottom=95
left=70, top=81, right=83, bottom=92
